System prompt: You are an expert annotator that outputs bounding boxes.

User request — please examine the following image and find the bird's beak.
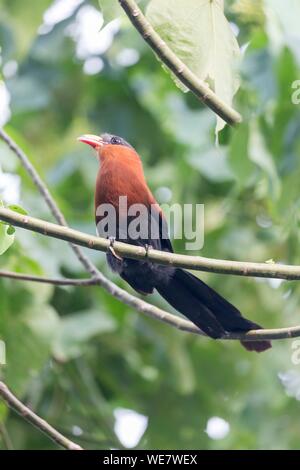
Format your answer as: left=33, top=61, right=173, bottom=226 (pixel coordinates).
left=77, top=134, right=104, bottom=149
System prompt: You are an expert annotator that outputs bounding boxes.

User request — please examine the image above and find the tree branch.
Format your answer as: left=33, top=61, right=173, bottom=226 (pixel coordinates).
left=118, top=0, right=242, bottom=126
left=0, top=381, right=83, bottom=450
left=0, top=270, right=99, bottom=286
left=1, top=207, right=300, bottom=341
left=1, top=206, right=300, bottom=281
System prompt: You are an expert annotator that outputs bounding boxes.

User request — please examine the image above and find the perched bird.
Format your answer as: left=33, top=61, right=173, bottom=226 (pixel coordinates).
left=78, top=133, right=271, bottom=352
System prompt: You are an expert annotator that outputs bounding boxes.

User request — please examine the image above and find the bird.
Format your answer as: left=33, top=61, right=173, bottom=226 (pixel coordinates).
left=78, top=132, right=271, bottom=353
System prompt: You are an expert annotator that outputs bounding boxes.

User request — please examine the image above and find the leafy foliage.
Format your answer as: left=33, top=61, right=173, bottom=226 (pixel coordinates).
left=0, top=0, right=300, bottom=450
left=0, top=201, right=15, bottom=255
left=0, top=222, right=14, bottom=255
left=98, top=0, right=121, bottom=22
left=146, top=0, right=241, bottom=132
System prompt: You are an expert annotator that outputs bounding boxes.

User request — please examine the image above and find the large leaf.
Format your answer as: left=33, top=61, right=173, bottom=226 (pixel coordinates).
left=0, top=223, right=14, bottom=255
left=0, top=281, right=60, bottom=395
left=1, top=0, right=53, bottom=58
left=98, top=0, right=121, bottom=23
left=53, top=310, right=116, bottom=361
left=228, top=122, right=255, bottom=186
left=264, top=0, right=300, bottom=66
left=146, top=0, right=241, bottom=133
left=248, top=121, right=281, bottom=200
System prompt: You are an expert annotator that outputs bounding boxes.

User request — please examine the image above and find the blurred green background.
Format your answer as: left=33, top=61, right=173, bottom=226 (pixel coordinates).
left=1, top=0, right=300, bottom=450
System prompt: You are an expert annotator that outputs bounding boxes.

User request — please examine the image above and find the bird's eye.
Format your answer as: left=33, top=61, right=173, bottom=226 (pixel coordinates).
left=111, top=136, right=121, bottom=145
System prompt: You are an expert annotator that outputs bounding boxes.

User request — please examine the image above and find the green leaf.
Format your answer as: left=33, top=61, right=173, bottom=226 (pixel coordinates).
left=229, top=123, right=255, bottom=186
left=24, top=304, right=60, bottom=344
left=8, top=204, right=27, bottom=215
left=248, top=121, right=281, bottom=200
left=189, top=145, right=234, bottom=182
left=10, top=255, right=44, bottom=276
left=6, top=225, right=15, bottom=236
left=264, top=0, right=300, bottom=65
left=0, top=223, right=15, bottom=255
left=53, top=310, right=116, bottom=361
left=0, top=402, right=8, bottom=424
left=1, top=0, right=53, bottom=58
left=146, top=0, right=241, bottom=133
left=98, top=0, right=121, bottom=23
left=0, top=281, right=60, bottom=395
left=0, top=21, right=15, bottom=62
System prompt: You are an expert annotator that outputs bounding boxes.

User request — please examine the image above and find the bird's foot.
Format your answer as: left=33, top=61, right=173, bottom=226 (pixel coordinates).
left=144, top=244, right=152, bottom=258
left=108, top=236, right=122, bottom=261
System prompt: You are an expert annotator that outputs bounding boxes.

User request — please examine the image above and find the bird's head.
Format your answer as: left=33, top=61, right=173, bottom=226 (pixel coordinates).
left=78, top=132, right=144, bottom=183
left=78, top=133, right=134, bottom=161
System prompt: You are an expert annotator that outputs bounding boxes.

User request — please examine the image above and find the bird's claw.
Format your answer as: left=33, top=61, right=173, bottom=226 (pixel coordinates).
left=108, top=237, right=122, bottom=261
left=144, top=244, right=152, bottom=258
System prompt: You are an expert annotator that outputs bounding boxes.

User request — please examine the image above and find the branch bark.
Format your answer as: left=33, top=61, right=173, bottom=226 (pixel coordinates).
left=0, top=270, right=99, bottom=286
left=118, top=0, right=242, bottom=126
left=1, top=206, right=300, bottom=281
left=0, top=381, right=83, bottom=450
left=1, top=207, right=300, bottom=341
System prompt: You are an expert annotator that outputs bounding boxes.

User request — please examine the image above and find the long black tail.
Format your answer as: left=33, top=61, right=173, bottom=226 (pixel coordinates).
left=156, top=269, right=271, bottom=353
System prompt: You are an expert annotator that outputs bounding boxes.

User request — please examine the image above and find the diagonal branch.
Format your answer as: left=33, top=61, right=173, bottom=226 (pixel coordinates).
left=1, top=206, right=300, bottom=281
left=0, top=381, right=83, bottom=450
left=0, top=207, right=300, bottom=342
left=118, top=0, right=242, bottom=126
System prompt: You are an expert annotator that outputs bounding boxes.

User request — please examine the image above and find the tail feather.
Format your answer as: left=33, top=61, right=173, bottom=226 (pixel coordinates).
left=156, top=269, right=271, bottom=353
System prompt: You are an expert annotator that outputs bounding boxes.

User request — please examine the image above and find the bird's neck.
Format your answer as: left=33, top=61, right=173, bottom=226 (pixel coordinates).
left=95, top=153, right=154, bottom=217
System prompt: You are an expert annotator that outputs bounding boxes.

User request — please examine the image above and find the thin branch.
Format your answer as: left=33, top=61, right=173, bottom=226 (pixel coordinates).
left=118, top=0, right=242, bottom=126
left=0, top=423, right=13, bottom=450
left=1, top=206, right=300, bottom=281
left=0, top=207, right=300, bottom=342
left=0, top=381, right=83, bottom=450
left=0, top=270, right=99, bottom=286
